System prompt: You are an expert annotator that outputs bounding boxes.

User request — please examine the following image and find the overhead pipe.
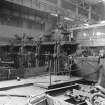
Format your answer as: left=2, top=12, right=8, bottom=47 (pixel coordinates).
left=70, top=23, right=105, bottom=31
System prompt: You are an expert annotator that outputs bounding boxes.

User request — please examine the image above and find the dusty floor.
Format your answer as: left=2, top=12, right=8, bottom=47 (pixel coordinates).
left=0, top=86, right=46, bottom=105
left=0, top=75, right=81, bottom=105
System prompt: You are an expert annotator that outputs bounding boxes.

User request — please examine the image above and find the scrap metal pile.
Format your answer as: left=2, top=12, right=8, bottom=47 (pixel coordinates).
left=65, top=84, right=105, bottom=105
left=63, top=56, right=105, bottom=105
left=28, top=83, right=105, bottom=105
left=27, top=55, right=105, bottom=105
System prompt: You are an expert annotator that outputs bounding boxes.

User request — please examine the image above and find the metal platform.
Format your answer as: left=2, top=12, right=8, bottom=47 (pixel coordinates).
left=34, top=75, right=82, bottom=89
left=0, top=74, right=82, bottom=91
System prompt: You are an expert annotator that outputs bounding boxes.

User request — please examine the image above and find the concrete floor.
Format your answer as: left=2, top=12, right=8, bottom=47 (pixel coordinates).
left=0, top=75, right=82, bottom=105
left=0, top=86, right=46, bottom=105
left=34, top=75, right=82, bottom=88
left=0, top=75, right=70, bottom=89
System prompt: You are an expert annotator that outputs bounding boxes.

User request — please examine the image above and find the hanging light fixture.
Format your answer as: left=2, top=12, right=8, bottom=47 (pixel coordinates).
left=64, top=17, right=74, bottom=21
left=99, top=20, right=105, bottom=23
left=84, top=23, right=90, bottom=26
left=102, top=0, right=105, bottom=2
left=50, top=13, right=58, bottom=17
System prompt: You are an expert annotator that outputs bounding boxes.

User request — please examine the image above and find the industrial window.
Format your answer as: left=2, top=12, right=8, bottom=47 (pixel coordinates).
left=62, top=0, right=76, bottom=11
left=78, top=7, right=88, bottom=18
left=46, top=0, right=57, bottom=4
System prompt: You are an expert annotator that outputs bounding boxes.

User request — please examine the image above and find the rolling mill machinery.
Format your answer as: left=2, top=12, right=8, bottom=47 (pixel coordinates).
left=1, top=21, right=105, bottom=105
left=27, top=23, right=105, bottom=105
left=0, top=22, right=77, bottom=80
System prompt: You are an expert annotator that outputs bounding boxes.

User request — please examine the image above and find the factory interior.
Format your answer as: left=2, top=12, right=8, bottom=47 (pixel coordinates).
left=1, top=0, right=105, bottom=105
